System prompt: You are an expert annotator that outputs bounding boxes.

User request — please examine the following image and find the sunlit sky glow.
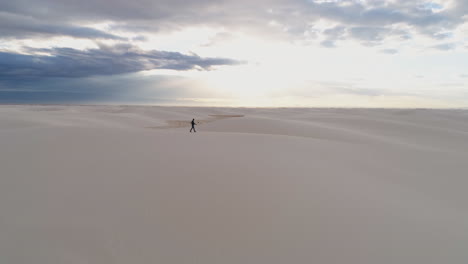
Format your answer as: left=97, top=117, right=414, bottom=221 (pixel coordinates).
left=1, top=0, right=468, bottom=107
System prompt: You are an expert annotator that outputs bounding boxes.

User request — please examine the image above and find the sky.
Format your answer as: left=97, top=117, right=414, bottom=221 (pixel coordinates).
left=1, top=0, right=468, bottom=107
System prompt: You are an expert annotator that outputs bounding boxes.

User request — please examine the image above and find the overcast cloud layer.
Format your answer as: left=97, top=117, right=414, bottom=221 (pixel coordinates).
left=0, top=0, right=467, bottom=106
left=2, top=0, right=466, bottom=42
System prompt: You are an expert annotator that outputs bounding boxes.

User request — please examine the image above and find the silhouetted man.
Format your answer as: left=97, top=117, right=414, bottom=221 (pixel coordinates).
left=190, top=118, right=196, bottom=133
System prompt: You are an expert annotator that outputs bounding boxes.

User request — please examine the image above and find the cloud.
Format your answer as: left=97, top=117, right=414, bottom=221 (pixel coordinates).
left=302, top=1, right=461, bottom=31
left=323, top=26, right=346, bottom=38
left=381, top=48, right=398, bottom=54
left=320, top=39, right=336, bottom=48
left=432, top=42, right=457, bottom=50
left=0, top=44, right=242, bottom=79
left=320, top=26, right=346, bottom=47
left=349, top=27, right=389, bottom=44
left=1, top=0, right=466, bottom=45
left=0, top=11, right=124, bottom=40
left=433, top=31, right=453, bottom=40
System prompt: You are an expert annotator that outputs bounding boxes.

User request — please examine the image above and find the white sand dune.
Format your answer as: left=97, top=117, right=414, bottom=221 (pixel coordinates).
left=1, top=105, right=468, bottom=264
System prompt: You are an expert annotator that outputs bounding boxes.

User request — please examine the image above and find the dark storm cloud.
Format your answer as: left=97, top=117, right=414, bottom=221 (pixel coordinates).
left=0, top=44, right=241, bottom=79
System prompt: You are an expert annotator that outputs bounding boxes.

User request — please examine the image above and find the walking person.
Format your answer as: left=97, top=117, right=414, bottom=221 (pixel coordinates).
left=190, top=118, right=196, bottom=133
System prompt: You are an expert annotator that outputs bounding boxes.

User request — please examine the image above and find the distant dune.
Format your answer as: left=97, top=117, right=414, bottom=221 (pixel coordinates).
left=1, top=105, right=468, bottom=264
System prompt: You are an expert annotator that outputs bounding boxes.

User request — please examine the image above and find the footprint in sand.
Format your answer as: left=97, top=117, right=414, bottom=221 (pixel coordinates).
left=148, top=115, right=244, bottom=129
